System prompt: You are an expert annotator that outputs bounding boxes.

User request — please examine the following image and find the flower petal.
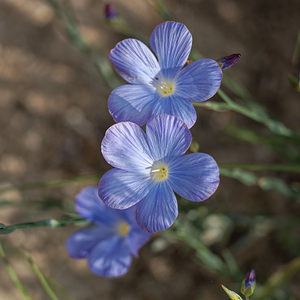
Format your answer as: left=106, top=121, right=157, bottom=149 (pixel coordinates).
left=110, top=38, right=160, bottom=84
left=151, top=95, right=197, bottom=128
left=88, top=235, right=132, bottom=278
left=145, top=114, right=191, bottom=161
left=150, top=21, right=192, bottom=77
left=108, top=84, right=159, bottom=126
left=176, top=59, right=223, bottom=102
left=75, top=186, right=120, bottom=226
left=136, top=182, right=178, bottom=233
left=101, top=121, right=153, bottom=172
left=66, top=226, right=113, bottom=259
left=168, top=153, right=219, bottom=201
left=127, top=225, right=152, bottom=257
left=98, top=168, right=153, bottom=209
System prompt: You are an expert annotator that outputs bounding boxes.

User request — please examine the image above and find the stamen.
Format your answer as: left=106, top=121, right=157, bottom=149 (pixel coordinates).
left=150, top=163, right=169, bottom=181
left=116, top=221, right=130, bottom=236
left=156, top=79, right=175, bottom=96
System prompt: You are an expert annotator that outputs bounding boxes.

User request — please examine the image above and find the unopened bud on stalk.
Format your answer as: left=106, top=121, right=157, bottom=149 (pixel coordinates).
left=241, top=269, right=256, bottom=298
left=105, top=4, right=117, bottom=20
left=218, top=53, right=241, bottom=70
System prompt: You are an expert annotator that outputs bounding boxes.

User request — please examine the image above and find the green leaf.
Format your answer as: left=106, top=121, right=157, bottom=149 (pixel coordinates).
left=221, top=285, right=243, bottom=300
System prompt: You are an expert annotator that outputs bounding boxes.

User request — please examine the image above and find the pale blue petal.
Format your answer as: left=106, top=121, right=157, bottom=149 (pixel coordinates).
left=101, top=122, right=153, bottom=173
left=98, top=168, right=153, bottom=209
left=75, top=186, right=120, bottom=226
left=127, top=226, right=152, bottom=257
left=176, top=59, right=222, bottom=102
left=66, top=226, right=114, bottom=259
left=145, top=114, right=192, bottom=161
left=168, top=153, right=219, bottom=201
left=108, top=84, right=159, bottom=126
left=110, top=38, right=160, bottom=84
left=151, top=95, right=197, bottom=128
left=136, top=183, right=178, bottom=233
left=88, top=235, right=132, bottom=278
left=150, top=21, right=192, bottom=77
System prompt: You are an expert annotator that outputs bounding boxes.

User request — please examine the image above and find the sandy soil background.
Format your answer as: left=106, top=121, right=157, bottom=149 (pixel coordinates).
left=0, top=0, right=299, bottom=299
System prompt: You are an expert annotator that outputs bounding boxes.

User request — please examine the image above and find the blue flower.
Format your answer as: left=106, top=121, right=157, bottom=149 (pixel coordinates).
left=98, top=114, right=219, bottom=233
left=108, top=21, right=223, bottom=128
left=66, top=186, right=151, bottom=278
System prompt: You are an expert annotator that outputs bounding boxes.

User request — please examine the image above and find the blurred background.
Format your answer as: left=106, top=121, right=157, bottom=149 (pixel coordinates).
left=0, top=0, right=299, bottom=299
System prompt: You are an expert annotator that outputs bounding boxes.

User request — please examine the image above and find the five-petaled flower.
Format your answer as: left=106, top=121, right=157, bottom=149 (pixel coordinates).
left=98, top=114, right=219, bottom=233
left=66, top=187, right=151, bottom=278
left=108, top=21, right=223, bottom=128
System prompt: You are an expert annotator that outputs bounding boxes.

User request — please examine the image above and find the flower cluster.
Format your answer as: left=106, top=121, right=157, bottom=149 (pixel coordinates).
left=67, top=20, right=238, bottom=278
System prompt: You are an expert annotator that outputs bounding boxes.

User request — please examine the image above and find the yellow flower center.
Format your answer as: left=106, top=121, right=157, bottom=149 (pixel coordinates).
left=116, top=221, right=130, bottom=236
left=150, top=163, right=169, bottom=182
left=156, top=80, right=175, bottom=96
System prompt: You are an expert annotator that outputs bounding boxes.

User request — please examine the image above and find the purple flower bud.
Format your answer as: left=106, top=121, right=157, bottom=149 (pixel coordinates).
left=219, top=53, right=241, bottom=70
left=241, top=269, right=256, bottom=297
left=105, top=4, right=117, bottom=20
left=245, top=269, right=256, bottom=289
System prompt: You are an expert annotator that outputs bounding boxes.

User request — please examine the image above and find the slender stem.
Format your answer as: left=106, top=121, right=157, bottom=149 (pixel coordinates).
left=45, top=0, right=120, bottom=89
left=0, top=242, right=33, bottom=300
left=218, top=90, right=297, bottom=139
left=1, top=162, right=299, bottom=196
left=220, top=163, right=300, bottom=173
left=23, top=248, right=59, bottom=300
left=0, top=217, right=85, bottom=235
left=0, top=174, right=98, bottom=194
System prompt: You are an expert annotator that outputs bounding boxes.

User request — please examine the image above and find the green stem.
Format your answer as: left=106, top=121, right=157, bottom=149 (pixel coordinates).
left=0, top=242, right=33, bottom=300
left=217, top=90, right=296, bottom=138
left=1, top=162, right=299, bottom=197
left=0, top=217, right=85, bottom=235
left=23, top=248, right=59, bottom=300
left=45, top=0, right=120, bottom=89
left=0, top=174, right=98, bottom=194
left=220, top=163, right=300, bottom=173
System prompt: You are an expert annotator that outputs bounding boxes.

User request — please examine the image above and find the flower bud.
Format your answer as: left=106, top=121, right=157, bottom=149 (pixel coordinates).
left=241, top=269, right=256, bottom=297
left=218, top=54, right=241, bottom=70
left=105, top=4, right=117, bottom=20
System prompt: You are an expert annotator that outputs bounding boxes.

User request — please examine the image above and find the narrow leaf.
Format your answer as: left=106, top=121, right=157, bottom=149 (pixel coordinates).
left=221, top=285, right=243, bottom=300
